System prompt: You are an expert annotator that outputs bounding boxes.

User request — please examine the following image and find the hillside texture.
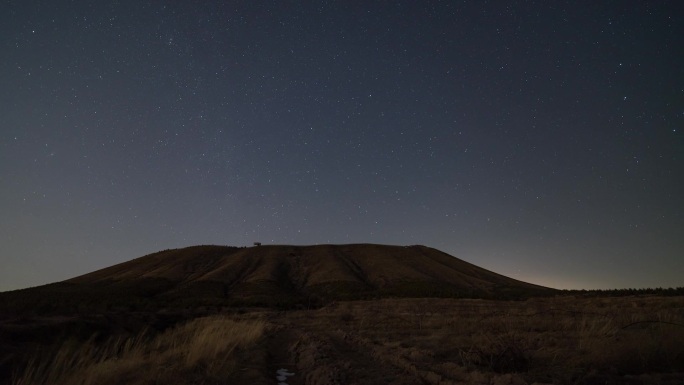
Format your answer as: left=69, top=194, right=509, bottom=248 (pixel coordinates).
left=1, top=244, right=553, bottom=317
left=67, top=244, right=551, bottom=305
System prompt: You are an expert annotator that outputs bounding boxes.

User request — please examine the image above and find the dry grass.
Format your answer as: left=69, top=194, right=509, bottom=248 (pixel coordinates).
left=12, top=315, right=267, bottom=385
left=9, top=296, right=684, bottom=385
left=287, top=296, right=684, bottom=384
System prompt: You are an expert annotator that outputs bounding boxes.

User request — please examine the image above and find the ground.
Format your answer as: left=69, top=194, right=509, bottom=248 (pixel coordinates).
left=5, top=296, right=684, bottom=385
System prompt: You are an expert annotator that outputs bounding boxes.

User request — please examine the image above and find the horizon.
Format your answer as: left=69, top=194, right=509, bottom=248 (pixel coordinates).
left=1, top=242, right=682, bottom=292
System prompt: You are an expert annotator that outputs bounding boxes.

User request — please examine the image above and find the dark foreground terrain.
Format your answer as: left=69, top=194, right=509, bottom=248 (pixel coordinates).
left=3, top=296, right=683, bottom=385
left=1, top=245, right=682, bottom=384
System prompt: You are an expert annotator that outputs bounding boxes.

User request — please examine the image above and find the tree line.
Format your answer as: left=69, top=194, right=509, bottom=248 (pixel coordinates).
left=562, top=287, right=684, bottom=297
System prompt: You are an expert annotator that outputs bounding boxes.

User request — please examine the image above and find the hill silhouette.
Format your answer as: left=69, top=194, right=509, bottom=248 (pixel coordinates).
left=1, top=244, right=554, bottom=316
left=0, top=244, right=557, bottom=383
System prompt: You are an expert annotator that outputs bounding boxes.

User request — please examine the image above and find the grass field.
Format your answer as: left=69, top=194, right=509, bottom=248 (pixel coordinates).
left=7, top=295, right=684, bottom=385
left=12, top=315, right=267, bottom=385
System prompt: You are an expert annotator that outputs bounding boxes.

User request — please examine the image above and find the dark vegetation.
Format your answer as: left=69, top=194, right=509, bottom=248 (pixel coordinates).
left=564, top=287, right=684, bottom=297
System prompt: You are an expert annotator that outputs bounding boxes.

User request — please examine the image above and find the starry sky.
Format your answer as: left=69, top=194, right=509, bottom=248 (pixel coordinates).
left=1, top=1, right=682, bottom=292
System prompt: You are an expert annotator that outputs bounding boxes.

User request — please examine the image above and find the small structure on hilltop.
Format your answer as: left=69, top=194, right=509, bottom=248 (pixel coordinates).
left=253, top=242, right=261, bottom=247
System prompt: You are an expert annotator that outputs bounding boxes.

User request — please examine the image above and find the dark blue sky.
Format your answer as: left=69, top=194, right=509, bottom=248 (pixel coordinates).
left=2, top=1, right=682, bottom=291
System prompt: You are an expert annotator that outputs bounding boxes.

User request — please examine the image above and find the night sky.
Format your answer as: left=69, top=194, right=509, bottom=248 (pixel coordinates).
left=2, top=1, right=682, bottom=291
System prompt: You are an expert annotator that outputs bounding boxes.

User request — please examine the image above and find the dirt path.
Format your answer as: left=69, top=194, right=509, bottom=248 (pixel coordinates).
left=264, top=320, right=424, bottom=385
left=264, top=326, right=303, bottom=385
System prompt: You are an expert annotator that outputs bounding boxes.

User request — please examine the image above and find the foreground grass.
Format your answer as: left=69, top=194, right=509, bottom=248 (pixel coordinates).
left=290, top=296, right=684, bottom=384
left=13, top=315, right=267, bottom=385
left=9, top=296, right=684, bottom=385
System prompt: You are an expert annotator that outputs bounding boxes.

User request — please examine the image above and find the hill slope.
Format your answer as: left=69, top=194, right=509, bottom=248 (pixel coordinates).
left=1, top=244, right=554, bottom=316
left=66, top=244, right=552, bottom=304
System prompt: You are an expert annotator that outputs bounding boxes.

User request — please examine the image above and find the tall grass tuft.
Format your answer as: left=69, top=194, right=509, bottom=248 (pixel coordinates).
left=13, top=316, right=267, bottom=385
